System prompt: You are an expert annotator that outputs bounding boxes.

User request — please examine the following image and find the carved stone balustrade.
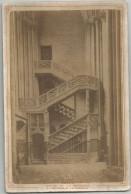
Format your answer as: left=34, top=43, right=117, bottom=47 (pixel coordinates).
left=19, top=75, right=98, bottom=110
left=48, top=113, right=98, bottom=153
left=19, top=98, right=38, bottom=108
left=34, top=60, right=75, bottom=81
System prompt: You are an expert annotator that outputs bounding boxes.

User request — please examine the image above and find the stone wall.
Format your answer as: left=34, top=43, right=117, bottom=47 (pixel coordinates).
left=38, top=11, right=86, bottom=74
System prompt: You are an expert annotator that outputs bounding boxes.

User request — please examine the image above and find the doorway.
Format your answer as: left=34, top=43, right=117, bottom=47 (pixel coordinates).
left=32, top=133, right=44, bottom=160
left=41, top=46, right=52, bottom=60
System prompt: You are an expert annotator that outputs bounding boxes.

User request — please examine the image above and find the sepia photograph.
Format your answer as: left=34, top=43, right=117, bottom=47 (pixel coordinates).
left=3, top=1, right=130, bottom=192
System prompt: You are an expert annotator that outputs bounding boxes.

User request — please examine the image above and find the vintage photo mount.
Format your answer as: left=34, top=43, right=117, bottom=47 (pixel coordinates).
left=3, top=0, right=130, bottom=192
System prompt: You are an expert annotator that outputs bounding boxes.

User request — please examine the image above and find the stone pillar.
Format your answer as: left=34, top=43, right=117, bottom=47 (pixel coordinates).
left=97, top=86, right=101, bottom=156
left=34, top=76, right=39, bottom=98
left=96, top=19, right=102, bottom=154
left=87, top=115, right=91, bottom=154
left=85, top=10, right=106, bottom=158
left=43, top=110, right=50, bottom=164
left=103, top=10, right=123, bottom=166
left=90, top=24, right=95, bottom=76
left=27, top=114, right=31, bottom=164
left=12, top=118, right=17, bottom=179
left=17, top=13, right=24, bottom=99
left=86, top=89, right=90, bottom=114
left=10, top=12, right=17, bottom=179
left=98, top=10, right=112, bottom=164
left=86, top=90, right=90, bottom=153
left=95, top=21, right=99, bottom=78
left=115, top=10, right=123, bottom=166
left=28, top=24, right=33, bottom=98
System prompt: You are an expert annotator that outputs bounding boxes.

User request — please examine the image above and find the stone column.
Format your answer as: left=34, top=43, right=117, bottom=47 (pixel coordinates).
left=102, top=11, right=112, bottom=165
left=95, top=12, right=106, bottom=159
left=90, top=24, right=95, bottom=76
left=17, top=13, right=24, bottom=99
left=86, top=89, right=90, bottom=114
left=86, top=90, right=90, bottom=153
left=12, top=118, right=17, bottom=179
left=28, top=22, right=33, bottom=98
left=43, top=110, right=50, bottom=164
left=27, top=114, right=31, bottom=164
left=115, top=10, right=123, bottom=166
left=34, top=76, right=39, bottom=98
left=103, top=10, right=123, bottom=166
left=87, top=115, right=91, bottom=154
left=85, top=10, right=106, bottom=158
left=10, top=11, right=17, bottom=179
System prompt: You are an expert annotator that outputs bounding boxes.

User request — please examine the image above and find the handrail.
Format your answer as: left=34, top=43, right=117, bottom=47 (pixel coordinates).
left=39, top=80, right=67, bottom=98
left=39, top=75, right=97, bottom=98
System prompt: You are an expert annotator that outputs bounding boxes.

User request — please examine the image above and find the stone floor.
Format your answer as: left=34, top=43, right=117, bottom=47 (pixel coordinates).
left=14, top=154, right=111, bottom=184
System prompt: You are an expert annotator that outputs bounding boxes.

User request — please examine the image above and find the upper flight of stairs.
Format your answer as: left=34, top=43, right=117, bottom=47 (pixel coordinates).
left=34, top=60, right=76, bottom=81
left=19, top=75, right=98, bottom=110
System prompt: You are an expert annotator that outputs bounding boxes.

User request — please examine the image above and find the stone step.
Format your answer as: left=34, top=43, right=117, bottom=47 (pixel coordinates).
left=55, top=135, right=68, bottom=141
left=49, top=128, right=85, bottom=149
left=74, top=125, right=86, bottom=130
left=31, top=159, right=44, bottom=164
left=58, top=133, right=71, bottom=139
left=48, top=153, right=90, bottom=164
left=63, top=131, right=76, bottom=136
left=48, top=154, right=89, bottom=159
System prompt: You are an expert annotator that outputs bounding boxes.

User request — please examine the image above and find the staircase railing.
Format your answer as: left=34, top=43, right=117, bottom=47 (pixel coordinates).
left=19, top=75, right=98, bottom=108
left=34, top=60, right=75, bottom=80
left=39, top=75, right=98, bottom=105
left=49, top=113, right=87, bottom=140
left=49, top=113, right=98, bottom=153
left=49, top=129, right=87, bottom=153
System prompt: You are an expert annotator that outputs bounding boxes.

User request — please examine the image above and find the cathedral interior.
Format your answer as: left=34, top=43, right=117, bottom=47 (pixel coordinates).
left=10, top=10, right=124, bottom=174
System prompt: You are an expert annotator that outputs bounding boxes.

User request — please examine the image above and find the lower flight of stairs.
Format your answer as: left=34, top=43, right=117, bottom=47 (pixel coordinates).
left=31, top=153, right=93, bottom=164
left=48, top=153, right=90, bottom=164
left=49, top=115, right=87, bottom=153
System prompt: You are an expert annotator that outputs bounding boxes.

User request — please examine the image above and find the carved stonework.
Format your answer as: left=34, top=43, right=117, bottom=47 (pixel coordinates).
left=19, top=98, right=37, bottom=108
left=19, top=75, right=98, bottom=108
left=17, top=12, right=38, bottom=27
left=49, top=114, right=88, bottom=153
left=53, top=102, right=75, bottom=121
left=36, top=60, right=52, bottom=69
left=86, top=11, right=106, bottom=24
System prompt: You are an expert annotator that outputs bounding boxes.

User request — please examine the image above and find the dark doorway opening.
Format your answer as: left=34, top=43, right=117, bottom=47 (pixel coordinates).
left=41, top=46, right=52, bottom=60
left=32, top=133, right=44, bottom=160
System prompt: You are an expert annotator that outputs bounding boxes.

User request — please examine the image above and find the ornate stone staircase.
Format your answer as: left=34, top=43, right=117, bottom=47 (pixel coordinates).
left=19, top=64, right=99, bottom=164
